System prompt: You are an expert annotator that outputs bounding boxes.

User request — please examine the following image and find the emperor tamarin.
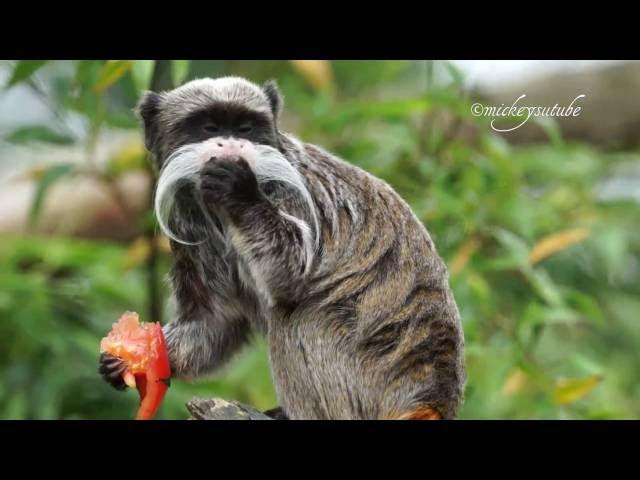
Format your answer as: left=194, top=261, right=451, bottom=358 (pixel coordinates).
left=99, top=76, right=466, bottom=420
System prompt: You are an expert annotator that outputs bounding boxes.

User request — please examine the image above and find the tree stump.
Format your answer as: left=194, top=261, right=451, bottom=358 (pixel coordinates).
left=186, top=397, right=273, bottom=420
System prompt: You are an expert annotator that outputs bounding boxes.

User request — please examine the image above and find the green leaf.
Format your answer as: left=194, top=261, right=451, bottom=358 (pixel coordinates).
left=569, top=354, right=604, bottom=377
left=534, top=117, right=564, bottom=147
left=444, top=61, right=464, bottom=87
left=131, top=60, right=155, bottom=93
left=7, top=60, right=47, bottom=87
left=344, top=98, right=431, bottom=120
left=172, top=60, right=191, bottom=87
left=94, top=60, right=133, bottom=93
left=522, top=266, right=564, bottom=307
left=29, top=163, right=76, bottom=226
left=73, top=60, right=103, bottom=93
left=6, top=126, right=75, bottom=145
left=564, top=289, right=605, bottom=327
left=490, top=227, right=530, bottom=269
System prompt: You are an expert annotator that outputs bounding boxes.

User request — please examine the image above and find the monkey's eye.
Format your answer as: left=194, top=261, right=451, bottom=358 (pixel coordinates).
left=237, top=123, right=253, bottom=134
left=203, top=122, right=220, bottom=134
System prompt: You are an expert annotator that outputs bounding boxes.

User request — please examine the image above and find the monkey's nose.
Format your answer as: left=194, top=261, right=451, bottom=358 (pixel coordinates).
left=203, top=137, right=253, bottom=164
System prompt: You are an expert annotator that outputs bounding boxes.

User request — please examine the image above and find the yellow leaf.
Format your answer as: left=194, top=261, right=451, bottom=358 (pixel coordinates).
left=450, top=236, right=481, bottom=276
left=289, top=60, right=334, bottom=93
left=122, top=236, right=173, bottom=270
left=106, top=139, right=147, bottom=177
left=553, top=375, right=602, bottom=406
left=158, top=235, right=172, bottom=255
left=94, top=60, right=133, bottom=93
left=528, top=228, right=590, bottom=265
left=22, top=164, right=48, bottom=181
left=122, top=237, right=150, bottom=270
left=502, top=369, right=529, bottom=395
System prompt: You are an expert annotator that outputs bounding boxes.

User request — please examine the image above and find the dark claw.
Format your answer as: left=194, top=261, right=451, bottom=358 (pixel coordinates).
left=99, top=352, right=128, bottom=391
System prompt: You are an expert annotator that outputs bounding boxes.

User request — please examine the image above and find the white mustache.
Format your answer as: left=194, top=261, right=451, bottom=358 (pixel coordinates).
left=154, top=141, right=319, bottom=251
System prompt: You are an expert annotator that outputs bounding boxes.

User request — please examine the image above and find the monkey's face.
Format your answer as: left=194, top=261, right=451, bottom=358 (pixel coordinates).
left=136, top=77, right=314, bottom=245
left=136, top=76, right=283, bottom=168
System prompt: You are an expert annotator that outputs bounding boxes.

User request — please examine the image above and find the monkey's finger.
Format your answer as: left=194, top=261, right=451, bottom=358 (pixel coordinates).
left=101, top=368, right=128, bottom=391
left=99, top=352, right=124, bottom=367
left=99, top=353, right=129, bottom=391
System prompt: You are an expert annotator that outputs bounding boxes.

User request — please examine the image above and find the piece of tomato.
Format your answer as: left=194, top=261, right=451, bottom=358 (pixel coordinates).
left=100, top=312, right=171, bottom=420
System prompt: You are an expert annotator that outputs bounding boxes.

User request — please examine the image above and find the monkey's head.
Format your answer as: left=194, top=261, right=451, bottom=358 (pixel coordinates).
left=137, top=76, right=284, bottom=167
left=135, top=76, right=315, bottom=246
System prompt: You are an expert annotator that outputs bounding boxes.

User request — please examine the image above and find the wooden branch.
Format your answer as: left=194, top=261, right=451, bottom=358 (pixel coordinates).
left=186, top=397, right=274, bottom=420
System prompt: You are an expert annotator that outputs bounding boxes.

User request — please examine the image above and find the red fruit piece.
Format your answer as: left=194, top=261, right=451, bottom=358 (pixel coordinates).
left=100, top=312, right=171, bottom=420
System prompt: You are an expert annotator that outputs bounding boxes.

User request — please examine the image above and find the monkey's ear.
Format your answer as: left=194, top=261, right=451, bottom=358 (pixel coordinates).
left=135, top=91, right=163, bottom=153
left=263, top=80, right=283, bottom=124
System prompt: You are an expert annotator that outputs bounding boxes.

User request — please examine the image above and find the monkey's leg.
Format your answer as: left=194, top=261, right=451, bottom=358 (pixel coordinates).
left=372, top=296, right=464, bottom=421
left=201, top=157, right=313, bottom=303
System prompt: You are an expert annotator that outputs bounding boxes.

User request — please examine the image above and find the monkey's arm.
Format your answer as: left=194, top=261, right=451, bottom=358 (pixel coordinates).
left=101, top=246, right=254, bottom=386
left=162, top=310, right=251, bottom=380
left=162, top=235, right=257, bottom=379
left=201, top=157, right=313, bottom=304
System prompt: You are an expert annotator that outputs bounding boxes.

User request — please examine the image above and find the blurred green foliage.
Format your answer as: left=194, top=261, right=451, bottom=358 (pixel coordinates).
left=1, top=60, right=638, bottom=419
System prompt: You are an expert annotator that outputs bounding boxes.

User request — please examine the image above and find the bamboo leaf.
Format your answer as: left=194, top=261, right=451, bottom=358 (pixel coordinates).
left=94, top=60, right=133, bottom=93
left=6, top=126, right=75, bottom=145
left=491, top=228, right=530, bottom=269
left=7, top=60, right=47, bottom=87
left=553, top=375, right=602, bottom=406
left=131, top=60, right=156, bottom=93
left=289, top=60, right=334, bottom=93
left=171, top=60, right=191, bottom=87
left=450, top=236, right=481, bottom=276
left=522, top=267, right=564, bottom=307
left=105, top=139, right=147, bottom=177
left=444, top=61, right=464, bottom=87
left=121, top=237, right=150, bottom=270
left=122, top=236, right=172, bottom=270
left=29, top=163, right=76, bottom=225
left=502, top=369, right=529, bottom=395
left=345, top=98, right=431, bottom=119
left=529, top=228, right=590, bottom=265
left=158, top=236, right=172, bottom=254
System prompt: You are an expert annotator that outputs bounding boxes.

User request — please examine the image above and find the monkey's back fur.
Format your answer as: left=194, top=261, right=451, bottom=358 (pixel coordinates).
left=264, top=138, right=465, bottom=419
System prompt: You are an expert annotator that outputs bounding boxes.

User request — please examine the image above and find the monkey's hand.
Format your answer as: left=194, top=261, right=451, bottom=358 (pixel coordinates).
left=200, top=156, right=263, bottom=217
left=200, top=153, right=314, bottom=305
left=98, top=352, right=128, bottom=391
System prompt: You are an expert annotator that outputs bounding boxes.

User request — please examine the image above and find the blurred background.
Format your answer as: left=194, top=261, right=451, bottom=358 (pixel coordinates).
left=0, top=60, right=638, bottom=419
